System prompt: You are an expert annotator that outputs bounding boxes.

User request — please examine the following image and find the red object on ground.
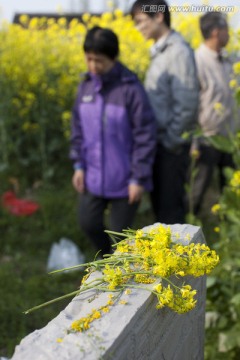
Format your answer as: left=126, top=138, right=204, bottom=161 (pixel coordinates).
left=2, top=191, right=40, bottom=216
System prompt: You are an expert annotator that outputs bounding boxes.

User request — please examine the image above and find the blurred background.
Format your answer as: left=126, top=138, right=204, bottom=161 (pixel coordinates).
left=0, top=0, right=240, bottom=26
left=0, top=1, right=239, bottom=360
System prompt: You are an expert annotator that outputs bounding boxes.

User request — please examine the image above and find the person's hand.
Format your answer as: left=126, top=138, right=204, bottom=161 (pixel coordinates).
left=72, top=169, right=85, bottom=193
left=128, top=183, right=144, bottom=204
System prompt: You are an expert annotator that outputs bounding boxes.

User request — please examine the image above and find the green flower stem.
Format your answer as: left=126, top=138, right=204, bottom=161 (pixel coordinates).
left=119, top=276, right=180, bottom=293
left=105, top=230, right=128, bottom=237
left=48, top=259, right=117, bottom=274
left=24, top=290, right=81, bottom=314
left=163, top=277, right=181, bottom=290
left=93, top=287, right=120, bottom=292
left=188, top=154, right=196, bottom=216
left=120, top=283, right=156, bottom=293
left=116, top=271, right=155, bottom=277
left=48, top=254, right=143, bottom=274
left=106, top=229, right=136, bottom=235
left=84, top=272, right=155, bottom=288
left=105, top=229, right=136, bottom=243
left=82, top=278, right=106, bottom=287
left=24, top=280, right=105, bottom=314
left=0, top=115, right=8, bottom=165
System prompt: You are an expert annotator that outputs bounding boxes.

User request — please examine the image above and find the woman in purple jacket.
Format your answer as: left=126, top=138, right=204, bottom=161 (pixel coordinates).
left=70, top=26, right=156, bottom=255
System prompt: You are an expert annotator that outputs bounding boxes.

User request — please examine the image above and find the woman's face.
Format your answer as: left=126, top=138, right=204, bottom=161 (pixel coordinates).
left=85, top=52, right=115, bottom=75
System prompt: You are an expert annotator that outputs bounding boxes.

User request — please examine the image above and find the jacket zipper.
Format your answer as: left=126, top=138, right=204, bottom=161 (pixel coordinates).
left=101, top=102, right=106, bottom=197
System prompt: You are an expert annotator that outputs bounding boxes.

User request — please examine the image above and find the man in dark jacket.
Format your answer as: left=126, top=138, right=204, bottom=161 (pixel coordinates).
left=131, top=0, right=199, bottom=224
left=70, top=26, right=156, bottom=255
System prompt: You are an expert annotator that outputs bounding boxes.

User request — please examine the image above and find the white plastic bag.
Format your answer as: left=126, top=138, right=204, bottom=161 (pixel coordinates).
left=47, top=238, right=85, bottom=272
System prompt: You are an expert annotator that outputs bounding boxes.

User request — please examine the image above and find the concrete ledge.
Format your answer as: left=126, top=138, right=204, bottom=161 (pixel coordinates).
left=11, top=223, right=206, bottom=360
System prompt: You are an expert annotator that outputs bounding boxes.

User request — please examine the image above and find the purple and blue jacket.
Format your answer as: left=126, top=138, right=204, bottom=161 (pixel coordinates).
left=69, top=61, right=157, bottom=198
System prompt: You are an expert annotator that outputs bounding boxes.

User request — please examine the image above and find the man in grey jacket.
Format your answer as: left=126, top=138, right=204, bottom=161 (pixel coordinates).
left=191, top=12, right=236, bottom=214
left=131, top=0, right=199, bottom=223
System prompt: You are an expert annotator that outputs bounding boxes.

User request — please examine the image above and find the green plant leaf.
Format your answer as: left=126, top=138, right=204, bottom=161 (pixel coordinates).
left=206, top=276, right=217, bottom=288
left=230, top=293, right=240, bottom=306
left=207, top=135, right=235, bottom=153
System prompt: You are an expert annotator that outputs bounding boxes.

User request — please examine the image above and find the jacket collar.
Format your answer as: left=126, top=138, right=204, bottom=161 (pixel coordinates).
left=83, top=61, right=137, bottom=91
left=150, top=30, right=187, bottom=58
left=151, top=31, right=171, bottom=56
left=199, top=43, right=227, bottom=62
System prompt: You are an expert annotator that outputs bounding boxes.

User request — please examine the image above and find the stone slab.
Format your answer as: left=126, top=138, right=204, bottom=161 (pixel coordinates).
left=11, top=223, right=206, bottom=360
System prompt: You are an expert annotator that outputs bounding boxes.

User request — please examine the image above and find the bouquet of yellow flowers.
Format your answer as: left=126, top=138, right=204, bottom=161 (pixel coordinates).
left=25, top=224, right=219, bottom=333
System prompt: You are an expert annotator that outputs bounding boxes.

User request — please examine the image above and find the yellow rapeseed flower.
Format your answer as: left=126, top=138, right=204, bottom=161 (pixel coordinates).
left=101, top=12, right=113, bottom=23
left=230, top=170, right=240, bottom=195
left=211, top=203, right=221, bottom=214
left=19, top=15, right=29, bottom=26
left=230, top=170, right=240, bottom=187
left=191, top=148, right=200, bottom=159
left=229, top=79, right=238, bottom=89
left=233, top=62, right=240, bottom=75
left=125, top=289, right=131, bottom=295
left=101, top=306, right=110, bottom=313
left=154, top=283, right=163, bottom=293
left=82, top=13, right=90, bottom=23
left=213, top=102, right=225, bottom=115
left=114, top=9, right=124, bottom=18
left=91, top=310, right=101, bottom=319
left=119, top=300, right=127, bottom=305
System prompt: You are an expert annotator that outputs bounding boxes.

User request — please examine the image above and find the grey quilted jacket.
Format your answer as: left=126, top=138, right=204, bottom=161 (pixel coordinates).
left=145, top=30, right=199, bottom=152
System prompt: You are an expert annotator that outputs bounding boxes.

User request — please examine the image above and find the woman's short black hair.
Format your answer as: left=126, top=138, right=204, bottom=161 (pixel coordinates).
left=83, top=26, right=119, bottom=59
left=200, top=12, right=228, bottom=39
left=131, top=0, right=171, bottom=28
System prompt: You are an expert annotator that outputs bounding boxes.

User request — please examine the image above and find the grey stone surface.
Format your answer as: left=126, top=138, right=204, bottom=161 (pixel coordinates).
left=11, top=223, right=206, bottom=360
